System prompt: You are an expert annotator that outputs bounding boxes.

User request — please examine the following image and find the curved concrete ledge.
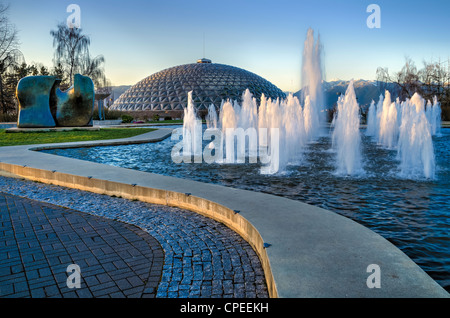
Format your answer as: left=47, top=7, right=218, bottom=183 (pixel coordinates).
left=0, top=128, right=448, bottom=298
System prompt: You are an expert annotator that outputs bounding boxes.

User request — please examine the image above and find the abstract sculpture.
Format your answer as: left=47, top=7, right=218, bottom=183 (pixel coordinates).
left=17, top=74, right=95, bottom=128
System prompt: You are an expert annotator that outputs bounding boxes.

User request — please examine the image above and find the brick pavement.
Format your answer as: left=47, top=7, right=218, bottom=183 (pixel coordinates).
left=0, top=185, right=269, bottom=298
left=0, top=192, right=163, bottom=298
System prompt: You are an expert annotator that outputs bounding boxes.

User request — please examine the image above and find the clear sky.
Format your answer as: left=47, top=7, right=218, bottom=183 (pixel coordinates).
left=7, top=0, right=450, bottom=92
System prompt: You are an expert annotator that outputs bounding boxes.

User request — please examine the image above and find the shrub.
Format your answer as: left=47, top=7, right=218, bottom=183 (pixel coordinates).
left=104, top=110, right=123, bottom=120
left=92, top=108, right=100, bottom=120
left=121, top=114, right=134, bottom=123
left=0, top=112, right=18, bottom=122
left=442, top=105, right=450, bottom=121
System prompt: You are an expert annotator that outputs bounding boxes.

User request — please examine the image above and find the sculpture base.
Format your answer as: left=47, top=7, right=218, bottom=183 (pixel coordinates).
left=5, top=127, right=100, bottom=133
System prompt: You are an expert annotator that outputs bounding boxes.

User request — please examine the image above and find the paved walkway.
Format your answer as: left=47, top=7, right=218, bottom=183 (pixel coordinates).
left=0, top=178, right=269, bottom=298
left=0, top=192, right=163, bottom=298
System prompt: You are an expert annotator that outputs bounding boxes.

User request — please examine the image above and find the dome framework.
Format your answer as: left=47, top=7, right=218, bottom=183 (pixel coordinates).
left=110, top=59, right=286, bottom=118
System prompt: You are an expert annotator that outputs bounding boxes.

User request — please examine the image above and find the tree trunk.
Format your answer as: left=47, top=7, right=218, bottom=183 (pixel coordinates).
left=0, top=73, right=6, bottom=116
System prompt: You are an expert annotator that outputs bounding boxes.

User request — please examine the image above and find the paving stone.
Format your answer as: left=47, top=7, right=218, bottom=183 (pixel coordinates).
left=109, top=291, right=126, bottom=298
left=30, top=287, right=46, bottom=298
left=0, top=192, right=163, bottom=298
left=0, top=283, right=14, bottom=296
left=83, top=275, right=101, bottom=288
left=44, top=285, right=61, bottom=297
left=13, top=281, right=29, bottom=293
left=75, top=288, right=94, bottom=298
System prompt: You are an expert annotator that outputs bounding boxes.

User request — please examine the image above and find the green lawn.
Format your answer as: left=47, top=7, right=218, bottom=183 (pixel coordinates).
left=0, top=128, right=156, bottom=147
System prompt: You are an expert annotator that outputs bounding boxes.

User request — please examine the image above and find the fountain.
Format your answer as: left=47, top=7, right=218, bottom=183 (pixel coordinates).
left=204, top=90, right=309, bottom=174
left=426, top=96, right=442, bottom=136
left=182, top=91, right=203, bottom=163
left=366, top=100, right=377, bottom=137
left=331, top=81, right=363, bottom=176
left=366, top=90, right=440, bottom=179
left=397, top=93, right=436, bottom=179
left=180, top=25, right=441, bottom=180
left=378, top=90, right=399, bottom=149
left=206, top=104, right=218, bottom=130
left=205, top=104, right=218, bottom=151
left=301, top=28, right=325, bottom=141
left=366, top=95, right=384, bottom=138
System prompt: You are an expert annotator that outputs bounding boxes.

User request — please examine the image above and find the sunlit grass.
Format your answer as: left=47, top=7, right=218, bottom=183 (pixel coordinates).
left=0, top=128, right=156, bottom=147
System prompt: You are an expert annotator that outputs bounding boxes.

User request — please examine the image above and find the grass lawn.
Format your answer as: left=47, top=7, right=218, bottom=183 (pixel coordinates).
left=0, top=128, right=156, bottom=147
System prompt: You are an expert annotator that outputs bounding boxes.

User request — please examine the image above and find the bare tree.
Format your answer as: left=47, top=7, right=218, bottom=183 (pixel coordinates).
left=376, top=66, right=390, bottom=93
left=376, top=57, right=422, bottom=100
left=0, top=3, right=23, bottom=116
left=81, top=52, right=106, bottom=88
left=377, top=57, right=450, bottom=120
left=420, top=60, right=442, bottom=100
left=395, top=57, right=422, bottom=99
left=50, top=22, right=108, bottom=92
left=50, top=22, right=90, bottom=87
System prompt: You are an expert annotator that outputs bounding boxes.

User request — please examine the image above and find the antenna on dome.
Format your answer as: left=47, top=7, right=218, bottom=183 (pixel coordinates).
left=197, top=33, right=211, bottom=63
left=203, top=32, right=206, bottom=58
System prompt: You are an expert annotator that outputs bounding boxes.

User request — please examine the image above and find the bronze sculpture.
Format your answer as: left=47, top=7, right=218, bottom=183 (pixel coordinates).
left=16, top=74, right=95, bottom=128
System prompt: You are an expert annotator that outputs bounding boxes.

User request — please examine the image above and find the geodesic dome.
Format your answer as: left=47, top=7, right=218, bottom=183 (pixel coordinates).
left=110, top=59, right=286, bottom=112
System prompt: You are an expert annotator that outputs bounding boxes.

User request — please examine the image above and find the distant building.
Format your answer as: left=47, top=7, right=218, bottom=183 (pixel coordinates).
left=109, top=58, right=286, bottom=119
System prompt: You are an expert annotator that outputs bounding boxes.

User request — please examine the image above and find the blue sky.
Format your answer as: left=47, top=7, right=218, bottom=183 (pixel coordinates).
left=8, top=0, right=450, bottom=92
